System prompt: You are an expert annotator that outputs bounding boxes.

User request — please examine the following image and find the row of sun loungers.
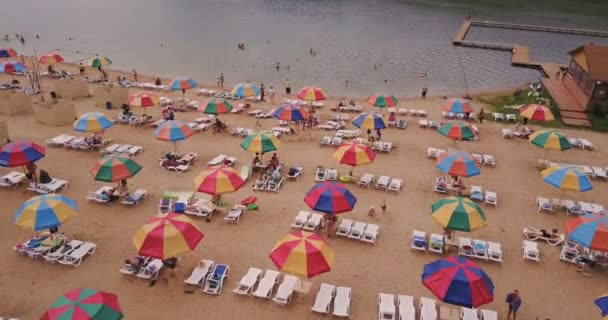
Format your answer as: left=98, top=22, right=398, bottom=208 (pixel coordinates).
left=433, top=179, right=498, bottom=206
left=337, top=219, right=379, bottom=244
left=560, top=240, right=608, bottom=268
left=537, top=159, right=607, bottom=180
left=116, top=81, right=170, bottom=91
left=536, top=196, right=605, bottom=215
left=427, top=148, right=497, bottom=167
left=291, top=211, right=325, bottom=232
left=86, top=186, right=148, bottom=205
left=253, top=176, right=285, bottom=192
left=377, top=294, right=497, bottom=320
left=371, top=141, right=395, bottom=153
left=45, top=135, right=105, bottom=151
left=311, top=284, right=351, bottom=317
left=115, top=114, right=154, bottom=126
left=418, top=119, right=440, bottom=129
left=14, top=236, right=96, bottom=267
left=491, top=112, right=517, bottom=122
left=567, top=137, right=595, bottom=150
left=441, top=111, right=478, bottom=120
left=331, top=105, right=362, bottom=113
left=0, top=171, right=26, bottom=188
left=411, top=231, right=503, bottom=262
left=27, top=179, right=69, bottom=194
left=315, top=167, right=339, bottom=182
left=358, top=174, right=403, bottom=192
left=318, top=120, right=347, bottom=131
left=501, top=127, right=533, bottom=139
left=523, top=226, right=565, bottom=246
left=119, top=257, right=164, bottom=280
left=101, top=144, right=144, bottom=157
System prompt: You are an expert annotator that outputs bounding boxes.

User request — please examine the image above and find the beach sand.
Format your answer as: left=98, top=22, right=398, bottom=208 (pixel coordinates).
left=1, top=67, right=607, bottom=320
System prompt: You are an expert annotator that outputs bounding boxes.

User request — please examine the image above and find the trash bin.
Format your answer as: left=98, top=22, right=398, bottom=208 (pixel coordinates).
left=105, top=101, right=112, bottom=110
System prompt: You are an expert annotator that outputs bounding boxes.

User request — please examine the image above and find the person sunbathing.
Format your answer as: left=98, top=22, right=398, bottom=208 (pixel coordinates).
left=125, top=256, right=146, bottom=273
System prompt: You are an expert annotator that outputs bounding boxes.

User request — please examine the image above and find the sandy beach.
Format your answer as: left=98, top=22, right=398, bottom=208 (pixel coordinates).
left=1, top=66, right=607, bottom=320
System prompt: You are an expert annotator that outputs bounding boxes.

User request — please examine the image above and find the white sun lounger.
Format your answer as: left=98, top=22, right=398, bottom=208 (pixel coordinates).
left=184, top=260, right=214, bottom=286
left=273, top=275, right=299, bottom=305
left=57, top=242, right=96, bottom=267
left=388, top=179, right=402, bottom=192
left=419, top=297, right=437, bottom=320
left=312, top=283, right=335, bottom=314
left=27, top=179, right=69, bottom=194
left=233, top=267, right=263, bottom=295
left=376, top=176, right=390, bottom=190
left=136, top=259, right=163, bottom=280
left=349, top=222, right=366, bottom=239
left=315, top=167, right=327, bottom=182
left=208, top=154, right=226, bottom=166
left=484, top=191, right=497, bottom=206
left=488, top=242, right=503, bottom=262
left=379, top=293, right=396, bottom=320
left=411, top=230, right=427, bottom=251
left=44, top=240, right=83, bottom=263
left=202, top=263, right=230, bottom=295
left=523, top=240, right=540, bottom=261
left=303, top=213, right=323, bottom=231
left=121, top=189, right=148, bottom=206
left=501, top=128, right=513, bottom=138
left=253, top=270, right=280, bottom=299
left=472, top=239, right=489, bottom=260
left=292, top=211, right=311, bottom=229
left=321, top=136, right=332, bottom=146
left=46, top=135, right=75, bottom=146
left=480, top=309, right=498, bottom=320
left=358, top=173, right=374, bottom=188
left=225, top=205, right=246, bottom=223
left=579, top=138, right=594, bottom=149
left=287, top=166, right=303, bottom=180
left=0, top=171, right=26, bottom=188
left=337, top=219, right=354, bottom=237
left=398, top=295, right=415, bottom=320
left=461, top=307, right=479, bottom=320
left=458, top=237, right=475, bottom=258
left=333, top=287, right=352, bottom=318
left=429, top=234, right=443, bottom=254
left=327, top=168, right=338, bottom=181
left=362, top=224, right=379, bottom=245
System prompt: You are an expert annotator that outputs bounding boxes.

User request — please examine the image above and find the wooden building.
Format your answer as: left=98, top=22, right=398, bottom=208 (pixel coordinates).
left=566, top=43, right=608, bottom=112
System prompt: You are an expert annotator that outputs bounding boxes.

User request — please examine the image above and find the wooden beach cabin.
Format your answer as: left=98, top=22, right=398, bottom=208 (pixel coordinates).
left=566, top=43, right=608, bottom=113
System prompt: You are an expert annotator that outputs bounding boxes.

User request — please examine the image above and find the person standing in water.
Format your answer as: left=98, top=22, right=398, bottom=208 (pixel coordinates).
left=218, top=73, right=224, bottom=89
left=421, top=85, right=428, bottom=99
left=260, top=83, right=265, bottom=101
left=285, top=79, right=291, bottom=94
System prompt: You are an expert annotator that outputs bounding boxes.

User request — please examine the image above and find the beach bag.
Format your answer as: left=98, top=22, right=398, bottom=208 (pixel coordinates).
left=247, top=203, right=258, bottom=210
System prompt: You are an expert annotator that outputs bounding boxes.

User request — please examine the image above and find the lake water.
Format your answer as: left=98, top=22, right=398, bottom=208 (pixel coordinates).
left=2, top=0, right=608, bottom=97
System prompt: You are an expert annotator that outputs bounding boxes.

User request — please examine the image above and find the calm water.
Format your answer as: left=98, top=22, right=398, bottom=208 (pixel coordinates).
left=2, top=0, right=608, bottom=97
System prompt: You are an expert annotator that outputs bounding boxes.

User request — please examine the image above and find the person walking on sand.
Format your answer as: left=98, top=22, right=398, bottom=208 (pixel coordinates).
left=421, top=85, right=428, bottom=99
left=506, top=290, right=522, bottom=320
left=478, top=108, right=485, bottom=124
left=260, top=83, right=265, bottom=101
left=368, top=205, right=376, bottom=218
left=285, top=79, right=291, bottom=94
left=380, top=200, right=387, bottom=214
left=269, top=86, right=276, bottom=106
left=218, top=73, right=224, bottom=89
left=79, top=62, right=85, bottom=77
left=132, top=69, right=138, bottom=82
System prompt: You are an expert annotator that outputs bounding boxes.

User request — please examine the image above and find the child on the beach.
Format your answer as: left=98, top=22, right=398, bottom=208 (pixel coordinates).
left=368, top=205, right=376, bottom=218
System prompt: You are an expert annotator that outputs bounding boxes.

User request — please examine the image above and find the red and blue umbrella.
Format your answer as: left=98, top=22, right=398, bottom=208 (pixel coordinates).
left=368, top=93, right=398, bottom=108
left=436, top=150, right=480, bottom=177
left=40, top=288, right=124, bottom=320
left=0, top=60, right=26, bottom=74
left=442, top=98, right=474, bottom=114
left=0, top=48, right=17, bottom=58
left=422, top=256, right=494, bottom=308
left=169, top=77, right=197, bottom=91
left=0, top=140, right=45, bottom=167
left=273, top=104, right=309, bottom=122
left=304, top=181, right=357, bottom=215
left=595, top=294, right=608, bottom=319
left=564, top=214, right=608, bottom=251
left=154, top=120, right=194, bottom=142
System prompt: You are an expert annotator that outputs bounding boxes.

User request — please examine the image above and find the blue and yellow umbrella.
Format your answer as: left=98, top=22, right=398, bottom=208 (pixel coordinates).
left=231, top=82, right=260, bottom=98
left=14, top=194, right=78, bottom=231
left=595, top=294, right=608, bottom=319
left=542, top=166, right=592, bottom=192
left=74, top=112, right=113, bottom=133
left=436, top=150, right=480, bottom=178
left=352, top=112, right=387, bottom=130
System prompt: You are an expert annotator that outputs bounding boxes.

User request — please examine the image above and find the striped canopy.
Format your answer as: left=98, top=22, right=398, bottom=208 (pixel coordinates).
left=296, top=87, right=326, bottom=101
left=273, top=104, right=309, bottom=122
left=14, top=194, right=78, bottom=231
left=194, top=165, right=245, bottom=196
left=170, top=77, right=197, bottom=91
left=520, top=104, right=554, bottom=121
left=595, top=293, right=608, bottom=319
left=332, top=142, right=375, bottom=167
left=0, top=60, right=26, bottom=74
left=0, top=140, right=45, bottom=167
left=87, top=56, right=112, bottom=68
left=231, top=82, right=260, bottom=98
left=133, top=213, right=204, bottom=259
left=422, top=256, right=494, bottom=308
left=368, top=93, right=398, bottom=108
left=269, top=231, right=334, bottom=279
left=565, top=214, right=608, bottom=252
left=0, top=48, right=17, bottom=58
left=436, top=150, right=480, bottom=177
left=442, top=98, right=474, bottom=114
left=39, top=52, right=65, bottom=64
left=352, top=112, right=387, bottom=130
left=529, top=130, right=571, bottom=151
left=201, top=98, right=233, bottom=115
left=431, top=196, right=486, bottom=232
left=90, top=155, right=142, bottom=182
left=73, top=112, right=113, bottom=133
left=240, top=131, right=280, bottom=154
left=154, top=120, right=194, bottom=142
left=304, top=181, right=357, bottom=215
left=438, top=120, right=476, bottom=141
left=40, top=288, right=123, bottom=320
left=128, top=91, right=160, bottom=108
left=542, top=166, right=592, bottom=192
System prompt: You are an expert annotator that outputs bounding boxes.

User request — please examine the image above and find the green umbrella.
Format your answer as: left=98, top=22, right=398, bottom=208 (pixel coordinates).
left=438, top=120, right=476, bottom=141
left=529, top=130, right=571, bottom=159
left=90, top=155, right=142, bottom=182
left=431, top=196, right=487, bottom=232
left=240, top=131, right=280, bottom=154
left=40, top=288, right=124, bottom=320
left=201, top=98, right=233, bottom=115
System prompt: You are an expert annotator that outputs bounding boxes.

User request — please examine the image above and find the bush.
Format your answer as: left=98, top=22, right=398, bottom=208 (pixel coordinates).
left=592, top=103, right=605, bottom=118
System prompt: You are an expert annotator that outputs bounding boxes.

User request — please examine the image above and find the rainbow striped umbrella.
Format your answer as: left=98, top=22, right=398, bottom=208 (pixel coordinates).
left=154, top=120, right=194, bottom=142
left=367, top=93, right=398, bottom=108
left=87, top=56, right=112, bottom=68
left=269, top=231, right=334, bottom=279
left=520, top=104, right=554, bottom=122
left=431, top=196, right=486, bottom=232
left=352, top=112, right=387, bottom=130
left=128, top=91, right=159, bottom=114
left=73, top=112, right=113, bottom=133
left=0, top=48, right=17, bottom=58
left=231, top=82, right=260, bottom=98
left=133, top=213, right=204, bottom=259
left=332, top=142, right=375, bottom=167
left=14, top=194, right=78, bottom=231
left=273, top=104, right=309, bottom=122
left=201, top=98, right=233, bottom=115
left=436, top=150, right=480, bottom=177
left=90, top=155, right=142, bottom=182
left=595, top=293, right=608, bottom=319
left=0, top=60, right=26, bottom=74
left=438, top=120, right=476, bottom=141
left=542, top=166, right=592, bottom=192
left=529, top=130, right=571, bottom=159
left=194, top=165, right=245, bottom=196
left=240, top=131, right=280, bottom=154
left=304, top=181, right=357, bottom=215
left=39, top=52, right=65, bottom=64
left=170, top=77, right=197, bottom=91
left=442, top=98, right=474, bottom=114
left=565, top=214, right=608, bottom=252
left=296, top=87, right=326, bottom=101
left=0, top=140, right=45, bottom=167
left=40, top=288, right=124, bottom=320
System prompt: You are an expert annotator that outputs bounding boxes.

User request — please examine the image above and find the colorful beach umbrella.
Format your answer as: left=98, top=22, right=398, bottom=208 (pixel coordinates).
left=193, top=165, right=245, bottom=196
left=436, top=150, right=480, bottom=178
left=127, top=91, right=159, bottom=114
left=529, top=130, right=571, bottom=159
left=90, top=155, right=142, bottom=182
left=542, top=166, right=592, bottom=192
left=273, top=104, right=309, bottom=122
left=73, top=112, right=113, bottom=133
left=240, top=131, right=280, bottom=154
left=38, top=52, right=65, bottom=64
left=520, top=104, right=555, bottom=122
left=40, top=288, right=123, bottom=320
left=431, top=196, right=487, bottom=232
left=0, top=48, right=17, bottom=58
left=565, top=214, right=608, bottom=252
left=438, top=120, right=476, bottom=141
left=332, top=142, right=375, bottom=167
left=170, top=77, right=197, bottom=91
left=201, top=98, right=233, bottom=115
left=87, top=56, right=112, bottom=68
left=422, top=256, right=494, bottom=308
left=595, top=293, right=608, bottom=319
left=368, top=93, right=398, bottom=109
left=0, top=60, right=26, bottom=74
left=133, top=213, right=204, bottom=259
left=442, top=98, right=474, bottom=114
left=304, top=181, right=357, bottom=215
left=154, top=120, right=194, bottom=142
left=231, top=82, right=260, bottom=98
left=14, top=194, right=78, bottom=231
left=296, top=87, right=326, bottom=101
left=0, top=140, right=45, bottom=167
left=269, top=231, right=334, bottom=279
left=352, top=112, right=387, bottom=130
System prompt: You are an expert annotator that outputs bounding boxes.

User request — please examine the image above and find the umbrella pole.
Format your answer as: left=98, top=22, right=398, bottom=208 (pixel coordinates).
left=544, top=149, right=548, bottom=160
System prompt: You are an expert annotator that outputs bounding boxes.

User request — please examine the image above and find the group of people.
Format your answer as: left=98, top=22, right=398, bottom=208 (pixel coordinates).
left=24, top=162, right=52, bottom=185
